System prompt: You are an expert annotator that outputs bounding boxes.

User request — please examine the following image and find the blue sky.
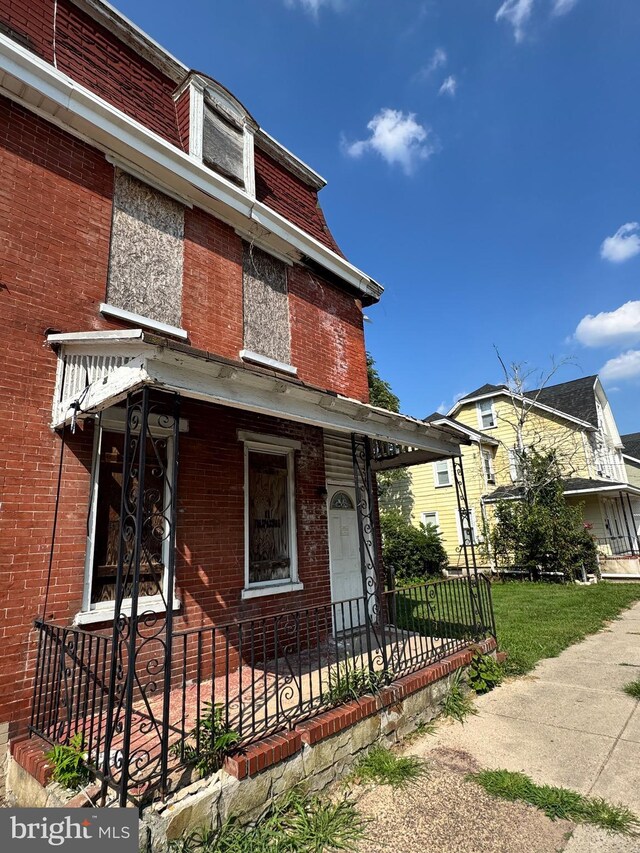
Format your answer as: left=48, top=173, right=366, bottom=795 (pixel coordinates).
left=117, top=0, right=640, bottom=433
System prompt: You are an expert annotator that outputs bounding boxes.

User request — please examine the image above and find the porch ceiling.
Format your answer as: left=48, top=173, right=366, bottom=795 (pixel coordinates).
left=48, top=330, right=466, bottom=459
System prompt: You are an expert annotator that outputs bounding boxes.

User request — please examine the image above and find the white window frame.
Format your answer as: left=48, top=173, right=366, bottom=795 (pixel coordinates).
left=482, top=449, right=495, bottom=485
left=433, top=459, right=452, bottom=488
left=456, top=508, right=480, bottom=546
left=241, top=432, right=302, bottom=600
left=509, top=447, right=524, bottom=483
left=188, top=76, right=256, bottom=198
left=477, top=398, right=496, bottom=430
left=421, top=511, right=440, bottom=533
left=75, top=408, right=186, bottom=626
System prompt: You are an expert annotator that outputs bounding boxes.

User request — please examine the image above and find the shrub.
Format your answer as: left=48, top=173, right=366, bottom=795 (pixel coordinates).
left=467, top=651, right=503, bottom=694
left=380, top=510, right=448, bottom=582
left=490, top=449, right=599, bottom=582
left=46, top=733, right=90, bottom=790
left=174, top=702, right=240, bottom=778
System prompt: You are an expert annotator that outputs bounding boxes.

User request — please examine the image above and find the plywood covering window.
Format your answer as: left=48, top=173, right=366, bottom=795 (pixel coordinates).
left=106, top=169, right=185, bottom=327
left=245, top=444, right=297, bottom=587
left=243, top=245, right=291, bottom=365
left=203, top=96, right=244, bottom=186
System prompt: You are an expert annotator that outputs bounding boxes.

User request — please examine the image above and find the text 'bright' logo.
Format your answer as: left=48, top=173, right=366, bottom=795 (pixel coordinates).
left=10, top=815, right=132, bottom=847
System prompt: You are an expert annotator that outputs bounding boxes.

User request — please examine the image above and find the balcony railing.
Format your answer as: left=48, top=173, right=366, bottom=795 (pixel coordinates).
left=29, top=576, right=494, bottom=804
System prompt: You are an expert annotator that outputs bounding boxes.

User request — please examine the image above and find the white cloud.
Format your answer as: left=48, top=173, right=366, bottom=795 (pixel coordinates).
left=343, top=109, right=436, bottom=175
left=495, top=0, right=535, bottom=42
left=284, top=0, right=350, bottom=16
left=551, top=0, right=579, bottom=15
left=574, top=301, right=640, bottom=348
left=438, top=75, right=457, bottom=97
left=600, top=350, right=640, bottom=382
left=600, top=223, right=640, bottom=263
left=415, top=48, right=447, bottom=81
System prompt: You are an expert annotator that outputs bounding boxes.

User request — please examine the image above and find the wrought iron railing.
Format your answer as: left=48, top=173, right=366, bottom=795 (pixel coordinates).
left=30, top=576, right=494, bottom=804
left=596, top=535, right=640, bottom=558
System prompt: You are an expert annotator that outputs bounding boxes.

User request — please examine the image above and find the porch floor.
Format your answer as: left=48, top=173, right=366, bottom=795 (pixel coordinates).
left=61, top=626, right=468, bottom=798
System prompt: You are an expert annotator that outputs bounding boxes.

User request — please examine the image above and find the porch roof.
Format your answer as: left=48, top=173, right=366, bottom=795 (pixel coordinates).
left=483, top=477, right=640, bottom=503
left=47, top=329, right=468, bottom=461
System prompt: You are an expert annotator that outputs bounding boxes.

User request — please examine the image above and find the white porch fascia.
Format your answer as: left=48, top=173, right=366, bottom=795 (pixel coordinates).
left=49, top=331, right=464, bottom=459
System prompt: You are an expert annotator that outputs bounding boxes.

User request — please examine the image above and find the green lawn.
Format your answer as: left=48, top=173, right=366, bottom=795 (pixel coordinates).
left=491, top=581, right=640, bottom=675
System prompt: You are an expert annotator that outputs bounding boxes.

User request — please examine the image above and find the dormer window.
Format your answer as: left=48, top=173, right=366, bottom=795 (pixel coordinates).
left=179, top=74, right=256, bottom=196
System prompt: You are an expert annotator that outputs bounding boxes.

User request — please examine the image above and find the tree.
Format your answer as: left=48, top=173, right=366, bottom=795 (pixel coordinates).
left=366, top=353, right=412, bottom=516
left=492, top=351, right=583, bottom=497
left=367, top=353, right=400, bottom=413
left=380, top=510, right=448, bottom=582
left=490, top=448, right=599, bottom=581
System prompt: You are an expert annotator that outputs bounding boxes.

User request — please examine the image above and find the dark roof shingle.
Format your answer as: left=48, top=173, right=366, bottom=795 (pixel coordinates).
left=622, top=432, right=640, bottom=460
left=524, top=376, right=598, bottom=427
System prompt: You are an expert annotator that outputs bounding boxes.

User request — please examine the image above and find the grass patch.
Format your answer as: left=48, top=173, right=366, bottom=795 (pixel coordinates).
left=470, top=769, right=640, bottom=835
left=353, top=746, right=426, bottom=788
left=623, top=677, right=640, bottom=700
left=170, top=788, right=365, bottom=852
left=490, top=582, right=640, bottom=675
left=443, top=670, right=478, bottom=723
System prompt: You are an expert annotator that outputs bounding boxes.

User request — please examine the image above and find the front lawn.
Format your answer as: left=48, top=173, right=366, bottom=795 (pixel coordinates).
left=491, top=581, right=640, bottom=675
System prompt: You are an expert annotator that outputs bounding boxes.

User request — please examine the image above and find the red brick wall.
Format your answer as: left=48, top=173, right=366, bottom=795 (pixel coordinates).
left=0, top=0, right=182, bottom=146
left=289, top=266, right=369, bottom=403
left=254, top=147, right=344, bottom=256
left=0, top=1, right=350, bottom=257
left=182, top=207, right=244, bottom=361
left=0, top=96, right=116, bottom=733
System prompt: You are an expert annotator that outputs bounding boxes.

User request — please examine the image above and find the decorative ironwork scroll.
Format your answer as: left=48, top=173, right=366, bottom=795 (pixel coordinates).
left=101, top=388, right=180, bottom=806
left=351, top=433, right=388, bottom=673
left=451, top=455, right=484, bottom=633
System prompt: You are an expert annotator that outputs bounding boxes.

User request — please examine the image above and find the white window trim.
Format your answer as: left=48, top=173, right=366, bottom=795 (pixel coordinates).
left=482, top=449, right=495, bottom=485
left=188, top=76, right=256, bottom=199
left=476, top=399, right=496, bottom=430
left=433, top=459, right=452, bottom=488
left=100, top=303, right=188, bottom=341
left=421, top=511, right=440, bottom=533
left=242, top=436, right=301, bottom=596
left=77, top=410, right=186, bottom=623
left=456, top=508, right=480, bottom=546
left=239, top=350, right=298, bottom=376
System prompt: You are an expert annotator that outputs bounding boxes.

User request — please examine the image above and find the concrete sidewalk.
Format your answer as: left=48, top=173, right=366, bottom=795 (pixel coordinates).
left=412, top=600, right=640, bottom=851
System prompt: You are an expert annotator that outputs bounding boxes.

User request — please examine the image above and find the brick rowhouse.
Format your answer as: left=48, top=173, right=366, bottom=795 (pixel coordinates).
left=0, top=0, right=372, bottom=753
left=0, top=0, right=476, bottom=805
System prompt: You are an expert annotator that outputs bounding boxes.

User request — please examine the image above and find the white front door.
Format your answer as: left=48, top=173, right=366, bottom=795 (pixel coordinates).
left=327, top=486, right=365, bottom=632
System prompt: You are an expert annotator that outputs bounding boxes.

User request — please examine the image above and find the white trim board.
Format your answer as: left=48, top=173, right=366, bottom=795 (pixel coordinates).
left=48, top=333, right=464, bottom=458
left=0, top=33, right=381, bottom=304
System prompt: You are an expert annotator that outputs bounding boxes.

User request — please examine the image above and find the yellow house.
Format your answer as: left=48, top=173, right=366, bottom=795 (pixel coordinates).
left=389, top=376, right=640, bottom=578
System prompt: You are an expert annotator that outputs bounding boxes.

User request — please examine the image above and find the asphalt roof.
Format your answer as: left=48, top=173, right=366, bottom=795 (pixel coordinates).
left=622, top=432, right=640, bottom=460
left=484, top=476, right=629, bottom=502
left=456, top=376, right=599, bottom=427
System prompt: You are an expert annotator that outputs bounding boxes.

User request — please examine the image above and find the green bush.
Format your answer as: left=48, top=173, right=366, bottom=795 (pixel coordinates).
left=46, top=733, right=90, bottom=790
left=467, top=651, right=503, bottom=694
left=380, top=510, right=448, bottom=582
left=173, top=702, right=240, bottom=778
left=490, top=449, right=599, bottom=582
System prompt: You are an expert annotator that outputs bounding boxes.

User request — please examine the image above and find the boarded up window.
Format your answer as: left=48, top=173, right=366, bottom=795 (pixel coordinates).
left=107, top=169, right=184, bottom=327
left=247, top=450, right=292, bottom=584
left=243, top=245, right=291, bottom=364
left=203, top=97, right=244, bottom=186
